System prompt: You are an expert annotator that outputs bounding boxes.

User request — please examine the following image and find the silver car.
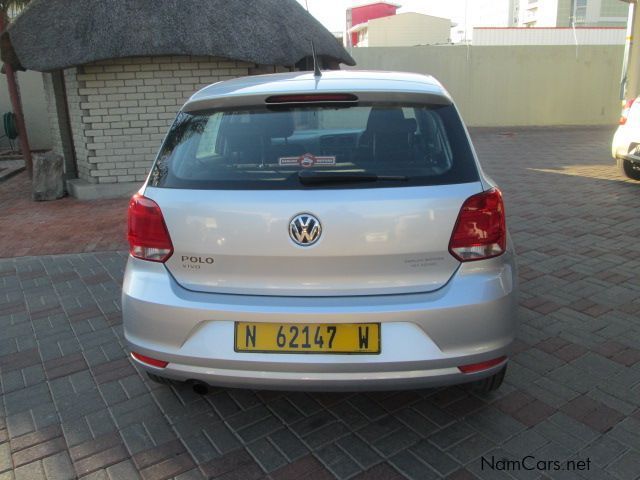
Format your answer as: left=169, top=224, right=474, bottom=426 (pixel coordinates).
left=123, top=70, right=518, bottom=392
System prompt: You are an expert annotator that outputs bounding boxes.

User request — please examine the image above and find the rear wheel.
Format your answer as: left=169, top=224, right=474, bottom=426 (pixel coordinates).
left=468, top=365, right=507, bottom=393
left=617, top=157, right=640, bottom=181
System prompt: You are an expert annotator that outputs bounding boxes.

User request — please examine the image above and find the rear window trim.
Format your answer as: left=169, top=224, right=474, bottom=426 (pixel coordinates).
left=149, top=101, right=479, bottom=191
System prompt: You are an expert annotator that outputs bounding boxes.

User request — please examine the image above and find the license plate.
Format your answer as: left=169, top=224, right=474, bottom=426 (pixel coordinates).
left=234, top=322, right=381, bottom=354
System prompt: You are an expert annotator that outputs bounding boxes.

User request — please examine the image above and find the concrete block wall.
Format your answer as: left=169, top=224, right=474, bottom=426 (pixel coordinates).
left=349, top=45, right=625, bottom=127
left=59, top=56, right=251, bottom=184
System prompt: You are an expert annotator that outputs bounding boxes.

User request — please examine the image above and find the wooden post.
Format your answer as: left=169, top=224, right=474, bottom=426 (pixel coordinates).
left=0, top=14, right=33, bottom=177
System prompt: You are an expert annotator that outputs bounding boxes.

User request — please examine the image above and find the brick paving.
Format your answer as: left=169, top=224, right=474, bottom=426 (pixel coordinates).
left=0, top=172, right=128, bottom=259
left=1, top=126, right=639, bottom=479
left=0, top=160, right=24, bottom=184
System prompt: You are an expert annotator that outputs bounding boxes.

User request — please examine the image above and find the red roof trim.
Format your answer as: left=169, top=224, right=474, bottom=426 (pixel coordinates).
left=349, top=1, right=402, bottom=10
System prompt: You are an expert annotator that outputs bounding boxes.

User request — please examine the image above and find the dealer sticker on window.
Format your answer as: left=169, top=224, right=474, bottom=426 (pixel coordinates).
left=279, top=153, right=336, bottom=168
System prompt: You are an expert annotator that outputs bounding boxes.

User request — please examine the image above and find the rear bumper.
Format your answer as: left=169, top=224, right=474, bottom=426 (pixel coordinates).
left=122, top=253, right=518, bottom=391
left=134, top=355, right=508, bottom=391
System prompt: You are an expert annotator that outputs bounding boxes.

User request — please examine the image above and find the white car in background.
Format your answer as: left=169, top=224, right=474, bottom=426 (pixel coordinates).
left=612, top=97, right=640, bottom=181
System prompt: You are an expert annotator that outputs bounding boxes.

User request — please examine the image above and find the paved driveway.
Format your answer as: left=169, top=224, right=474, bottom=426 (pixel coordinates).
left=0, top=172, right=127, bottom=258
left=1, top=127, right=639, bottom=480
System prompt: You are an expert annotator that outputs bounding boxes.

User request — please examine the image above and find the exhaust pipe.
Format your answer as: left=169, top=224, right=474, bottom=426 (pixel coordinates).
left=191, top=381, right=209, bottom=395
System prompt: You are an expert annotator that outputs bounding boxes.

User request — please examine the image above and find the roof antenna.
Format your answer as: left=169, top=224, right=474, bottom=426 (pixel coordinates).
left=311, top=41, right=322, bottom=77
left=304, top=0, right=322, bottom=77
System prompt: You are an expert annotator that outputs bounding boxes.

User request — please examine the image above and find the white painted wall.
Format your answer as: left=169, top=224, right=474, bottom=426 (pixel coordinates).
left=473, top=27, right=625, bottom=45
left=348, top=44, right=624, bottom=127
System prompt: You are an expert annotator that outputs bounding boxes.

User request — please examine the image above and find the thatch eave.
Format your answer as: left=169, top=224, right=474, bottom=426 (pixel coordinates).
left=1, top=0, right=355, bottom=72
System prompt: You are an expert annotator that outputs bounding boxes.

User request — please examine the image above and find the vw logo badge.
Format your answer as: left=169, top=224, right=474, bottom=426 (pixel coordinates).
left=289, top=213, right=322, bottom=246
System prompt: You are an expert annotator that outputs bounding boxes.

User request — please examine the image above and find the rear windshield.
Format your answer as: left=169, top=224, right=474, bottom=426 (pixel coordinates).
left=149, top=103, right=479, bottom=189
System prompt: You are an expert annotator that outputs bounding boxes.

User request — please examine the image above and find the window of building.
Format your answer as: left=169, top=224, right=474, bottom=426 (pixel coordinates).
left=574, top=0, right=587, bottom=24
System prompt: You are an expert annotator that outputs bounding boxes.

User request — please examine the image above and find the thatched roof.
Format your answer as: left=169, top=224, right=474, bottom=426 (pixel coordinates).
left=1, top=0, right=355, bottom=72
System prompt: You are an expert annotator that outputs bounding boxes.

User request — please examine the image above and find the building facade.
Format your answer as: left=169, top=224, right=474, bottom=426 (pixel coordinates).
left=516, top=0, right=627, bottom=28
left=454, top=0, right=520, bottom=44
left=471, top=0, right=520, bottom=29
left=346, top=2, right=401, bottom=47
left=350, top=12, right=452, bottom=47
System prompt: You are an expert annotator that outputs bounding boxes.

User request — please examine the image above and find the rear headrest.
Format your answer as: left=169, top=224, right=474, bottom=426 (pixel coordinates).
left=262, top=112, right=295, bottom=139
left=223, top=121, right=263, bottom=149
left=404, top=118, right=417, bottom=134
left=366, top=107, right=406, bottom=133
left=221, top=112, right=295, bottom=147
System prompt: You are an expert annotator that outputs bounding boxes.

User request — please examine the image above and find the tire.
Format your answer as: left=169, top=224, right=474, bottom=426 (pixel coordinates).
left=617, top=157, right=640, bottom=181
left=468, top=365, right=507, bottom=393
left=146, top=372, right=171, bottom=385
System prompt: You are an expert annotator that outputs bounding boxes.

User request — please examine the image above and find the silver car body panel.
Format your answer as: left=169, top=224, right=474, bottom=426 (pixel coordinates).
left=123, top=251, right=517, bottom=391
left=184, top=70, right=453, bottom=112
left=123, top=70, right=518, bottom=390
left=148, top=183, right=481, bottom=296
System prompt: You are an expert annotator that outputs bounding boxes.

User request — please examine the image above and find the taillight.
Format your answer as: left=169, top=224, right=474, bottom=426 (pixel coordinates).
left=459, top=356, right=507, bottom=373
left=620, top=98, right=635, bottom=125
left=449, top=188, right=506, bottom=262
left=131, top=352, right=168, bottom=368
left=127, top=194, right=173, bottom=262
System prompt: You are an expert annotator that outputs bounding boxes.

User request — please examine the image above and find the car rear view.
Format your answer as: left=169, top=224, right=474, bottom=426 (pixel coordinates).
left=122, top=71, right=518, bottom=392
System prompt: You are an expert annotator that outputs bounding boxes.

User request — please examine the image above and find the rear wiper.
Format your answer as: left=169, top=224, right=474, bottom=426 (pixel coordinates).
left=297, top=170, right=408, bottom=185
